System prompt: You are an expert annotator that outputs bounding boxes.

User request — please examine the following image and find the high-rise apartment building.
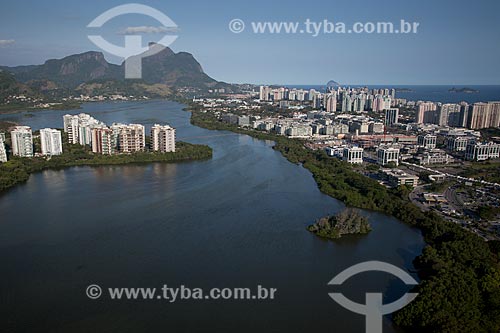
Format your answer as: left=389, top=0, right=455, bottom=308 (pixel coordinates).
left=342, top=94, right=352, bottom=112
left=416, top=102, right=437, bottom=124
left=151, top=124, right=176, bottom=153
left=63, top=113, right=104, bottom=145
left=259, top=86, right=271, bottom=101
left=111, top=123, right=145, bottom=153
left=467, top=102, right=500, bottom=129
left=40, top=128, right=63, bottom=156
left=384, top=108, right=399, bottom=125
left=438, top=104, right=461, bottom=127
left=325, top=92, right=337, bottom=112
left=11, top=126, right=33, bottom=157
left=91, top=126, right=114, bottom=155
left=0, top=133, right=7, bottom=162
left=372, top=95, right=384, bottom=112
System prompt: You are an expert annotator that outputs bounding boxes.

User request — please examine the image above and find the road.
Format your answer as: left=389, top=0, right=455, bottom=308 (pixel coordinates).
left=401, top=161, right=500, bottom=188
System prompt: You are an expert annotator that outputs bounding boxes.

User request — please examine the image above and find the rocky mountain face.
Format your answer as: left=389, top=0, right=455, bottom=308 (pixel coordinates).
left=1, top=44, right=220, bottom=90
left=0, top=70, right=37, bottom=100
left=2, top=52, right=120, bottom=88
left=121, top=44, right=217, bottom=87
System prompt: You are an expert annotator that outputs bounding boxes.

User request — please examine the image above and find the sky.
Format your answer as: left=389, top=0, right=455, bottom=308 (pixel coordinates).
left=0, top=0, right=499, bottom=85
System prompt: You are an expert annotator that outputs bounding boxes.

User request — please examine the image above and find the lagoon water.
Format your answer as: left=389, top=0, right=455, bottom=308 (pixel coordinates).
left=0, top=101, right=424, bottom=332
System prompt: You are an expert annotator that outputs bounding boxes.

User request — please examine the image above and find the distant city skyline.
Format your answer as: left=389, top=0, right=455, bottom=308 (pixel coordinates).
left=1, top=0, right=499, bottom=85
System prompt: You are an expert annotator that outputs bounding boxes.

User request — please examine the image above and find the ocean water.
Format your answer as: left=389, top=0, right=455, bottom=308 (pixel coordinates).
left=288, top=85, right=500, bottom=104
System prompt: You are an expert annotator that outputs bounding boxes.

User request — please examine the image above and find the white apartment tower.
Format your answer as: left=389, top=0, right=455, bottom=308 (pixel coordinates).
left=40, top=128, right=63, bottom=156
left=63, top=113, right=104, bottom=145
left=0, top=133, right=7, bottom=162
left=325, top=92, right=337, bottom=112
left=11, top=126, right=33, bottom=157
left=151, top=124, right=176, bottom=153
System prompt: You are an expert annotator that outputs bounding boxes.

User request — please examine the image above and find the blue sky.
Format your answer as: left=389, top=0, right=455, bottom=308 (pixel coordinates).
left=1, top=0, right=499, bottom=85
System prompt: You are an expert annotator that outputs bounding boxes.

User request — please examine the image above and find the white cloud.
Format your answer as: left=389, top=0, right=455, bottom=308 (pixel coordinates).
left=118, top=26, right=179, bottom=35
left=0, top=39, right=15, bottom=46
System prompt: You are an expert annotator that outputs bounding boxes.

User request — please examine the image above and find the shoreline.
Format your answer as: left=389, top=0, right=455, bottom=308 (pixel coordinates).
left=0, top=101, right=83, bottom=115
left=0, top=141, right=212, bottom=194
left=182, top=101, right=500, bottom=332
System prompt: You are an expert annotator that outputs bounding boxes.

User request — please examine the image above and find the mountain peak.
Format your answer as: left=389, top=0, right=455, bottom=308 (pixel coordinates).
left=2, top=45, right=218, bottom=89
left=45, top=51, right=106, bottom=65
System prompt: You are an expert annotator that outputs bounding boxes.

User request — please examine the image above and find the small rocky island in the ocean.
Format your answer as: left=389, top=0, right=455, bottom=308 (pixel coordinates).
left=307, top=209, right=371, bottom=239
left=449, top=87, right=479, bottom=93
left=395, top=87, right=414, bottom=92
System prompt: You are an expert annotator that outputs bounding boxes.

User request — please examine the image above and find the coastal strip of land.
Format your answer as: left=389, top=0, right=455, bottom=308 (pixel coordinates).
left=184, top=101, right=500, bottom=333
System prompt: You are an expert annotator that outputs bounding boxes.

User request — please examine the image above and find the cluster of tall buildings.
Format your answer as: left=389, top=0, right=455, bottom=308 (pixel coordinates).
left=63, top=114, right=176, bottom=154
left=0, top=126, right=62, bottom=162
left=467, top=102, right=500, bottom=129
left=259, top=86, right=396, bottom=114
left=0, top=114, right=177, bottom=164
left=416, top=101, right=500, bottom=129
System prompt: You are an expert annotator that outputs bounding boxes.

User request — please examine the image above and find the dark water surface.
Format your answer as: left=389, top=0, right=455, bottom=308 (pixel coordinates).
left=0, top=101, right=424, bottom=332
left=291, top=84, right=500, bottom=103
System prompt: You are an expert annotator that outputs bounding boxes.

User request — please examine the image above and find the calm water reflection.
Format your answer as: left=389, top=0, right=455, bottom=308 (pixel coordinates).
left=0, top=101, right=424, bottom=332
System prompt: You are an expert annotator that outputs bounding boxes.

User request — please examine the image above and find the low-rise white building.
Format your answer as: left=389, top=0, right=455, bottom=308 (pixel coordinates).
left=416, top=149, right=453, bottom=165
left=465, top=142, right=500, bottom=161
left=377, top=145, right=400, bottom=166
left=286, top=124, right=312, bottom=137
left=447, top=136, right=471, bottom=152
left=417, top=134, right=437, bottom=149
left=325, top=146, right=344, bottom=158
left=343, top=146, right=364, bottom=164
left=381, top=169, right=419, bottom=187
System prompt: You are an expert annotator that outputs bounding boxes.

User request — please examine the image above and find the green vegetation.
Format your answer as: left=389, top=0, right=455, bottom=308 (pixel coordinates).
left=477, top=206, right=500, bottom=220
left=480, top=128, right=500, bottom=142
left=307, top=208, right=371, bottom=239
left=0, top=120, right=16, bottom=132
left=0, top=141, right=212, bottom=193
left=460, top=161, right=500, bottom=184
left=365, top=163, right=380, bottom=172
left=187, top=105, right=500, bottom=333
left=425, top=180, right=453, bottom=193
